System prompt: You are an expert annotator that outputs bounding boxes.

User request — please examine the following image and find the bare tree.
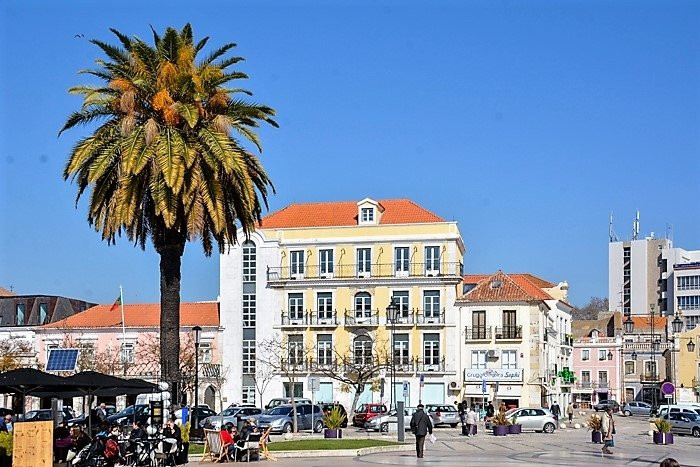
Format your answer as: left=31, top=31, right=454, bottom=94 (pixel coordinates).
left=252, top=360, right=275, bottom=410
left=138, top=333, right=197, bottom=404
left=0, top=339, right=34, bottom=372
left=258, top=333, right=313, bottom=433
left=315, top=335, right=390, bottom=415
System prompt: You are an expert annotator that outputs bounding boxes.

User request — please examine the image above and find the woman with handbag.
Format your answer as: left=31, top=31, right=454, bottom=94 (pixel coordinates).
left=601, top=407, right=616, bottom=455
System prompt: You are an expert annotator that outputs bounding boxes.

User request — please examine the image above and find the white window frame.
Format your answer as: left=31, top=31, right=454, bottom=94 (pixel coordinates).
left=581, top=349, right=590, bottom=361
left=356, top=247, right=372, bottom=277
left=643, top=359, right=657, bottom=377
left=423, top=290, right=441, bottom=320
left=354, top=292, right=372, bottom=320
left=423, top=334, right=440, bottom=367
left=597, top=370, right=608, bottom=385
left=624, top=360, right=636, bottom=375
left=598, top=349, right=607, bottom=361
left=242, top=241, right=256, bottom=282
left=317, top=335, right=333, bottom=366
left=319, top=248, right=334, bottom=277
left=288, top=335, right=305, bottom=365
left=288, top=293, right=305, bottom=322
left=290, top=250, right=305, bottom=278
left=424, top=245, right=440, bottom=276
left=391, top=290, right=410, bottom=322
left=199, top=342, right=213, bottom=364
left=360, top=207, right=374, bottom=223
left=471, top=350, right=487, bottom=369
left=242, top=386, right=256, bottom=405
left=353, top=336, right=373, bottom=365
left=393, top=333, right=410, bottom=366
left=242, top=340, right=255, bottom=374
left=581, top=370, right=591, bottom=383
left=394, top=246, right=410, bottom=276
left=501, top=349, right=517, bottom=369
left=317, top=292, right=334, bottom=322
left=242, top=293, right=256, bottom=327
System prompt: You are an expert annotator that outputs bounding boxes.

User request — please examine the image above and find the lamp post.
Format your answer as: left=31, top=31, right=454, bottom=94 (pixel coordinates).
left=386, top=298, right=399, bottom=411
left=649, top=305, right=658, bottom=409
left=192, top=325, right=202, bottom=431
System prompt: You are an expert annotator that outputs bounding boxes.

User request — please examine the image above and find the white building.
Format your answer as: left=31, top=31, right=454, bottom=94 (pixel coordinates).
left=219, top=198, right=465, bottom=409
left=661, top=248, right=700, bottom=329
left=456, top=272, right=573, bottom=409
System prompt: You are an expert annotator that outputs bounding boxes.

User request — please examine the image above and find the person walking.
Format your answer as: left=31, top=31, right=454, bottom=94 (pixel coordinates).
left=96, top=403, right=108, bottom=422
left=550, top=401, right=561, bottom=422
left=466, top=405, right=477, bottom=437
left=409, top=404, right=433, bottom=459
left=567, top=402, right=574, bottom=423
left=600, top=406, right=615, bottom=455
left=485, top=401, right=495, bottom=419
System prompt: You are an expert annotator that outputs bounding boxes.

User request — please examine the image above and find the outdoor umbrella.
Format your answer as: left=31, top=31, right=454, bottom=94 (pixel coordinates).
left=0, top=368, right=73, bottom=414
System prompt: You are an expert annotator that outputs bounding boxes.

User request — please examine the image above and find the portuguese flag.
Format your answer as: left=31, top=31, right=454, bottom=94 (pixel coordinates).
left=109, top=295, right=122, bottom=311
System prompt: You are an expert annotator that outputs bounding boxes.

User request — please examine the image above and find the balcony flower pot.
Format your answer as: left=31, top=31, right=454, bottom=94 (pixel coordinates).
left=653, top=432, right=673, bottom=445
left=508, top=424, right=522, bottom=434
left=324, top=428, right=342, bottom=439
left=493, top=425, right=509, bottom=436
left=591, top=430, right=602, bottom=444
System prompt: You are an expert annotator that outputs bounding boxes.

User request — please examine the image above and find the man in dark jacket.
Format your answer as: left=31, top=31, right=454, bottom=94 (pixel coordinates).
left=409, top=404, right=433, bottom=459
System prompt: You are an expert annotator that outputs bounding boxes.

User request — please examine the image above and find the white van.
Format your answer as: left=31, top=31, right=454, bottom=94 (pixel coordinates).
left=657, top=404, right=700, bottom=417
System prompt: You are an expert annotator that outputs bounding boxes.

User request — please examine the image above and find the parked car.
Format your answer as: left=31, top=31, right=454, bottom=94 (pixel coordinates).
left=507, top=408, right=557, bottom=433
left=621, top=401, right=653, bottom=417
left=352, top=403, right=388, bottom=427
left=662, top=412, right=700, bottom=437
left=19, top=408, right=74, bottom=423
left=320, top=403, right=348, bottom=428
left=425, top=404, right=460, bottom=428
left=593, top=400, right=620, bottom=412
left=265, top=398, right=312, bottom=410
left=201, top=406, right=264, bottom=430
left=365, top=407, right=415, bottom=432
left=173, top=406, right=216, bottom=426
left=106, top=404, right=151, bottom=426
left=255, top=404, right=324, bottom=434
left=67, top=405, right=117, bottom=426
left=658, top=404, right=700, bottom=417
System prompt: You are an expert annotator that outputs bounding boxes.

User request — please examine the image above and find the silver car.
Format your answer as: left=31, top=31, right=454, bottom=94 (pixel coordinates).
left=621, top=401, right=653, bottom=417
left=201, top=406, right=263, bottom=430
left=365, top=408, right=415, bottom=432
left=255, top=404, right=324, bottom=434
left=507, top=408, right=557, bottom=433
left=425, top=404, right=460, bottom=427
left=663, top=412, right=700, bottom=437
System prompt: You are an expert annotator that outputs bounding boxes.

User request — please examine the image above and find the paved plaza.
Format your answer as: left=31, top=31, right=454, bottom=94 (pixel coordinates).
left=192, top=415, right=699, bottom=466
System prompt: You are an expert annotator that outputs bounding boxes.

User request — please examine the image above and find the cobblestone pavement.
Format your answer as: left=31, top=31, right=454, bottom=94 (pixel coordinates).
left=191, top=414, right=699, bottom=466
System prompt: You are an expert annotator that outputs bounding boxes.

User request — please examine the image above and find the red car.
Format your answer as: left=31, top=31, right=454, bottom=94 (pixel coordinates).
left=352, top=403, right=388, bottom=427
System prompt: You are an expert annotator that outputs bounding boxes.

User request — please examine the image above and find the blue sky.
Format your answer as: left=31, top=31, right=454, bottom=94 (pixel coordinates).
left=0, top=0, right=698, bottom=306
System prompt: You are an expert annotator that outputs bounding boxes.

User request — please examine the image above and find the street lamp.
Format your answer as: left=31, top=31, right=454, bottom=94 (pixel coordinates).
left=386, top=298, right=399, bottom=411
left=607, top=351, right=613, bottom=360
left=688, top=339, right=696, bottom=353
left=623, top=315, right=634, bottom=334
left=631, top=351, right=637, bottom=361
left=671, top=313, right=684, bottom=334
left=192, top=325, right=202, bottom=431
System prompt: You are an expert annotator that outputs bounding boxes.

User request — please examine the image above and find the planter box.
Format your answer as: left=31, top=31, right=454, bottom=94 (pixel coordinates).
left=591, top=431, right=602, bottom=444
left=493, top=425, right=509, bottom=436
left=324, top=429, right=343, bottom=439
left=653, top=432, right=673, bottom=445
left=508, top=424, right=521, bottom=434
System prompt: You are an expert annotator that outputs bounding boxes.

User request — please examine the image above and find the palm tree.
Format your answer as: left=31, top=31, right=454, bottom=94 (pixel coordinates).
left=61, top=24, right=277, bottom=391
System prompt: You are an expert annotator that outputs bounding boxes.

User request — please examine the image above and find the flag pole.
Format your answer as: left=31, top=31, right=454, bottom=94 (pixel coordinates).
left=120, top=285, right=126, bottom=366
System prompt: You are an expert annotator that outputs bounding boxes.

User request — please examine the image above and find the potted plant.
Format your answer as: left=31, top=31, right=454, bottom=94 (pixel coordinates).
left=492, top=411, right=510, bottom=436
left=0, top=432, right=12, bottom=467
left=508, top=414, right=521, bottom=434
left=175, top=422, right=190, bottom=464
left=323, top=406, right=345, bottom=439
left=586, top=414, right=602, bottom=443
left=653, top=418, right=673, bottom=445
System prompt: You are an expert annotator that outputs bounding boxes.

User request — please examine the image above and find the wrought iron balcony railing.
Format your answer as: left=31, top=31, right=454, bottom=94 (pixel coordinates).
left=416, top=357, right=448, bottom=373
left=280, top=312, right=309, bottom=326
left=416, top=308, right=446, bottom=325
left=495, top=326, right=523, bottom=340
left=308, top=310, right=339, bottom=326
left=640, top=372, right=661, bottom=383
left=267, top=262, right=463, bottom=281
left=344, top=309, right=380, bottom=326
left=465, top=326, right=492, bottom=341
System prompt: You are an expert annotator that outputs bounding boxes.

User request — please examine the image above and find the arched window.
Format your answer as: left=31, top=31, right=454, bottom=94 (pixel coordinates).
left=242, top=241, right=256, bottom=282
left=354, top=292, right=372, bottom=319
left=353, top=335, right=373, bottom=365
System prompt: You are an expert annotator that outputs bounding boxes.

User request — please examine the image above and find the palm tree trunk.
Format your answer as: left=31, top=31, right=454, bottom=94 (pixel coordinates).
left=159, top=239, right=184, bottom=397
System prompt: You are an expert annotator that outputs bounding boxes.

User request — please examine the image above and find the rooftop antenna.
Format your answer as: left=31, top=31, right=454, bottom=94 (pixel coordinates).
left=666, top=223, right=673, bottom=243
left=609, top=213, right=619, bottom=243
left=632, top=210, right=640, bottom=240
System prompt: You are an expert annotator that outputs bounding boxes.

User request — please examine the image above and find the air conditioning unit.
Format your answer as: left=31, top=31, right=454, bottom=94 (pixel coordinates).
left=487, top=349, right=500, bottom=358
left=448, top=380, right=460, bottom=390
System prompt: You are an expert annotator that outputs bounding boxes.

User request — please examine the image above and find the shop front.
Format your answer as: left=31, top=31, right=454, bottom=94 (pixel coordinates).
left=463, top=368, right=524, bottom=410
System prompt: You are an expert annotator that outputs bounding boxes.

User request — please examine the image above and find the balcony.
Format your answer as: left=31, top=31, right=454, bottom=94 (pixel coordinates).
left=388, top=311, right=415, bottom=326
left=576, top=381, right=593, bottom=390
left=416, top=357, right=449, bottom=373
left=597, top=381, right=609, bottom=389
left=266, top=262, right=463, bottom=283
left=561, top=335, right=574, bottom=347
left=464, top=326, right=492, bottom=342
left=280, top=359, right=309, bottom=373
left=308, top=310, right=339, bottom=326
left=495, top=326, right=522, bottom=340
left=344, top=310, right=380, bottom=326
left=391, top=358, right=416, bottom=374
left=280, top=312, right=309, bottom=327
left=415, top=309, right=445, bottom=325
left=308, top=358, right=338, bottom=372
left=640, top=373, right=661, bottom=383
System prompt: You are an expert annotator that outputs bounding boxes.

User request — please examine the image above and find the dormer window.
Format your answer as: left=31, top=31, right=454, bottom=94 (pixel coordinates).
left=357, top=198, right=383, bottom=225
left=361, top=207, right=374, bottom=223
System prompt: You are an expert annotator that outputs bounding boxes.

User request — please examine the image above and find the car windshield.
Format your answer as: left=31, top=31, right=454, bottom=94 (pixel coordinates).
left=117, top=406, right=135, bottom=416
left=265, top=407, right=292, bottom=416
left=220, top=408, right=237, bottom=416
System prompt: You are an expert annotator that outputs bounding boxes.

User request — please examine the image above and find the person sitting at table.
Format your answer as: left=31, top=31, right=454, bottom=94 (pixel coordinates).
left=218, top=422, right=237, bottom=461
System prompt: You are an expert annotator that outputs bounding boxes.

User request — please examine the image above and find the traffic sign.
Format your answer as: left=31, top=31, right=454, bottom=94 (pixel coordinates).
left=664, top=394, right=673, bottom=399
left=308, top=376, right=320, bottom=392
left=419, top=374, right=424, bottom=387
left=661, top=382, right=675, bottom=396
left=403, top=381, right=409, bottom=398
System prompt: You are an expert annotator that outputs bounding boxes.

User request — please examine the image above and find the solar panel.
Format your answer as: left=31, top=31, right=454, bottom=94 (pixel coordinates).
left=46, top=348, right=79, bottom=372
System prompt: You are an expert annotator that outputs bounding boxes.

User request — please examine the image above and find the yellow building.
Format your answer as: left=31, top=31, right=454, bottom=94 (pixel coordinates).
left=220, top=198, right=465, bottom=410
left=674, top=326, right=700, bottom=403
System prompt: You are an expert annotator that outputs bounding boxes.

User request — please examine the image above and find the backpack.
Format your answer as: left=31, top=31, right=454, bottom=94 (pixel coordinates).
left=103, top=439, right=120, bottom=459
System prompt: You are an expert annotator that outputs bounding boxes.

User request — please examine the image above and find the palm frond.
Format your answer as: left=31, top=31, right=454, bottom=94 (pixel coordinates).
left=109, top=28, right=133, bottom=51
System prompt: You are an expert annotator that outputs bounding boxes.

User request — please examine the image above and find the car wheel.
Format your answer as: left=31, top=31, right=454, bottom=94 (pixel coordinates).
left=283, top=423, right=293, bottom=433
left=693, top=427, right=700, bottom=438
left=543, top=423, right=555, bottom=433
left=450, top=424, right=458, bottom=428
left=380, top=422, right=389, bottom=432
left=623, top=410, right=632, bottom=417
left=314, top=421, right=324, bottom=433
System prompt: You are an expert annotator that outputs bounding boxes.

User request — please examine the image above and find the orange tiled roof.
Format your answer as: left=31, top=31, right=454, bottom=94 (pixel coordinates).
left=42, top=302, right=219, bottom=329
left=458, top=271, right=554, bottom=303
left=259, top=199, right=444, bottom=229
left=0, top=287, right=16, bottom=297
left=464, top=274, right=556, bottom=289
left=629, top=316, right=667, bottom=331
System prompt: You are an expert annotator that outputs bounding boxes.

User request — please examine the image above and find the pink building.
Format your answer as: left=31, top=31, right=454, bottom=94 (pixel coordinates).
left=571, top=313, right=623, bottom=408
left=35, top=301, right=223, bottom=411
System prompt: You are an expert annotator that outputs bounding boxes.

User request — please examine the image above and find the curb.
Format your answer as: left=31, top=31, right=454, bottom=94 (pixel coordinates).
left=188, top=443, right=412, bottom=460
